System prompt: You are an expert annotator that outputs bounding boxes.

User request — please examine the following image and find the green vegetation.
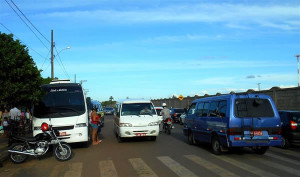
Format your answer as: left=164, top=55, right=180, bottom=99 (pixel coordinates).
left=0, top=32, right=43, bottom=108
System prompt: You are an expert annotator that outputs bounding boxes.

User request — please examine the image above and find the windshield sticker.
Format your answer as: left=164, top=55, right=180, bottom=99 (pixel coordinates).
left=50, top=89, right=67, bottom=92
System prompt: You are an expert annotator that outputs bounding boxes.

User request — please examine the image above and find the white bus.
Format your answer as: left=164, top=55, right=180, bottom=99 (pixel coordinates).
left=32, top=80, right=91, bottom=147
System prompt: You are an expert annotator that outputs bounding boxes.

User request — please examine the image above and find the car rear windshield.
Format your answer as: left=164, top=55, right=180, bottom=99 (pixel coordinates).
left=234, top=98, right=274, bottom=118
left=290, top=113, right=300, bottom=122
left=121, top=103, right=156, bottom=116
left=174, top=109, right=184, bottom=113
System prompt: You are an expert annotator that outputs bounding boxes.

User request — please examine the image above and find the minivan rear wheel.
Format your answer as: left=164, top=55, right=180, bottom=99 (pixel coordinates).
left=211, top=136, right=222, bottom=155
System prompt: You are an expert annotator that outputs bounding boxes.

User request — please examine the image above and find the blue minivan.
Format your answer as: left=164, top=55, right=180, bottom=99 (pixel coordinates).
left=183, top=93, right=282, bottom=155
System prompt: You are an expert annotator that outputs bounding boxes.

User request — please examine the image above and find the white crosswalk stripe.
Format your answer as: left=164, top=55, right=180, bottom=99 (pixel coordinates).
left=212, top=154, right=279, bottom=177
left=185, top=155, right=240, bottom=177
left=129, top=158, right=158, bottom=177
left=270, top=148, right=300, bottom=158
left=157, top=156, right=198, bottom=177
left=64, top=162, right=83, bottom=177
left=99, top=160, right=119, bottom=177
left=265, top=152, right=300, bottom=166
left=248, top=155, right=300, bottom=176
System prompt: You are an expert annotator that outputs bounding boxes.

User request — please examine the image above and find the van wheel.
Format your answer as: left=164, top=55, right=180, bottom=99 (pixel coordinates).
left=188, top=132, right=195, bottom=145
left=211, top=136, right=222, bottom=155
left=253, top=146, right=268, bottom=155
left=117, top=135, right=123, bottom=143
left=282, top=137, right=290, bottom=149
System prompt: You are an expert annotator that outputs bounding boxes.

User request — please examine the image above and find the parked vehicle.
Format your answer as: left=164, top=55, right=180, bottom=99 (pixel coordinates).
left=278, top=110, right=300, bottom=149
left=179, top=112, right=186, bottom=125
left=163, top=118, right=172, bottom=135
left=8, top=121, right=72, bottom=164
left=32, top=80, right=91, bottom=147
left=183, top=93, right=282, bottom=155
left=114, top=99, right=160, bottom=142
left=104, top=107, right=115, bottom=115
left=170, top=108, right=185, bottom=123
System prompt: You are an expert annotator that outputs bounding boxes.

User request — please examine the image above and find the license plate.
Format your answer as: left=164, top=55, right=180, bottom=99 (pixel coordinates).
left=59, top=132, right=67, bottom=136
left=250, top=131, right=263, bottom=136
left=136, top=133, right=146, bottom=137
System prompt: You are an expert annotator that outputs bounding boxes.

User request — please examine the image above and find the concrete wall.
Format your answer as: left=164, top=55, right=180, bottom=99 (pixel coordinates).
left=151, top=87, right=300, bottom=111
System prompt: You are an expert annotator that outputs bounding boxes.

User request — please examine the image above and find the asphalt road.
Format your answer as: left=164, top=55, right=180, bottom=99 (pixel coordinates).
left=1, top=115, right=300, bottom=177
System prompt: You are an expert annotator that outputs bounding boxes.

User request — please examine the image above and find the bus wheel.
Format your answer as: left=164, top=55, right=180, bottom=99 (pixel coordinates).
left=211, top=136, right=222, bottom=155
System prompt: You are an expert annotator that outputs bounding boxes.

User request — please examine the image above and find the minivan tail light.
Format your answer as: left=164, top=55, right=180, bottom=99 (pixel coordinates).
left=291, top=120, right=297, bottom=130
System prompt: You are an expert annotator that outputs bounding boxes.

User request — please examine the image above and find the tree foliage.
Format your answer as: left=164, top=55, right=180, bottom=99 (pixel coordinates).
left=0, top=32, right=43, bottom=108
left=102, top=100, right=116, bottom=108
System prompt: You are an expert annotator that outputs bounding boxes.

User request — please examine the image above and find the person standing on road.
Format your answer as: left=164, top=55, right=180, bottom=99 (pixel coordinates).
left=10, top=107, right=21, bottom=121
left=91, top=108, right=101, bottom=145
left=160, top=103, right=171, bottom=132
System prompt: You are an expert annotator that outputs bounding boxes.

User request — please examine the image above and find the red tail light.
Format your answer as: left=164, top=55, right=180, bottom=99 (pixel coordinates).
left=41, top=122, right=49, bottom=131
left=167, top=118, right=172, bottom=122
left=291, top=120, right=297, bottom=130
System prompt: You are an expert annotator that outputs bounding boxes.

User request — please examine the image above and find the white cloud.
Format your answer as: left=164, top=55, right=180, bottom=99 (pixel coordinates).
left=31, top=3, right=300, bottom=30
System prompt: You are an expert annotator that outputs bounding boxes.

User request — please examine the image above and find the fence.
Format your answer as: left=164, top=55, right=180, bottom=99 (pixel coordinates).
left=151, top=86, right=300, bottom=111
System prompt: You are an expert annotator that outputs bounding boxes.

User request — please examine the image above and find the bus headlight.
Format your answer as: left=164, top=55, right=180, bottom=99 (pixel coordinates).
left=120, top=123, right=132, bottom=127
left=76, top=123, right=87, bottom=127
left=148, top=122, right=158, bottom=126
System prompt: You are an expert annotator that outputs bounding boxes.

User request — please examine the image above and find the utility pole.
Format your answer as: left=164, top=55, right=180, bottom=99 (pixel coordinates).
left=51, top=29, right=54, bottom=80
left=257, top=83, right=261, bottom=91
left=296, top=55, right=300, bottom=87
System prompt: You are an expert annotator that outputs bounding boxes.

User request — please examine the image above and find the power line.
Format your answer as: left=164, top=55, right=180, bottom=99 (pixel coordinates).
left=0, top=22, right=49, bottom=64
left=9, top=0, right=50, bottom=44
left=4, top=0, right=50, bottom=51
left=54, top=46, right=70, bottom=79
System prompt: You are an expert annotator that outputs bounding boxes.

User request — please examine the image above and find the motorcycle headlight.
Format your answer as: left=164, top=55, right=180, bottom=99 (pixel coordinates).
left=148, top=122, right=158, bottom=126
left=120, top=123, right=132, bottom=127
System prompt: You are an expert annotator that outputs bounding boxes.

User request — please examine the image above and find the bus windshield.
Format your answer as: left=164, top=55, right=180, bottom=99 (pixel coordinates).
left=33, top=84, right=85, bottom=118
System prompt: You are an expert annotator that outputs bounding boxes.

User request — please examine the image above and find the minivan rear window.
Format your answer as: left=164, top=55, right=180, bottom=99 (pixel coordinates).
left=234, top=98, right=274, bottom=118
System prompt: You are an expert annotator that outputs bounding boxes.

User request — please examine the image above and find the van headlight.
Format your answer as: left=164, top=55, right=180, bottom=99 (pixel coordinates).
left=120, top=123, right=132, bottom=127
left=148, top=122, right=158, bottom=126
left=76, top=123, right=87, bottom=127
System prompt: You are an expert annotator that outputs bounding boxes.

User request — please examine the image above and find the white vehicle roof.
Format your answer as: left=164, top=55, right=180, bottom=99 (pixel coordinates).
left=50, top=79, right=71, bottom=84
left=120, top=99, right=152, bottom=104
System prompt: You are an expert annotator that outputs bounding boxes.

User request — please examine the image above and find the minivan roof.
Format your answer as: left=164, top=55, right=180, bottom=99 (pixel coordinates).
left=192, top=93, right=272, bottom=103
left=278, top=110, right=300, bottom=113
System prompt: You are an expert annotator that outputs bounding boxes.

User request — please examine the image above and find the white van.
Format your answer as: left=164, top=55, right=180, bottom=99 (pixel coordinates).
left=114, top=99, right=160, bottom=142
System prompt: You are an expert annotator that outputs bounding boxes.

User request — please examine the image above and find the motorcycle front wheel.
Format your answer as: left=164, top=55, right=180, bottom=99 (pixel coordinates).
left=9, top=143, right=28, bottom=164
left=54, top=143, right=72, bottom=161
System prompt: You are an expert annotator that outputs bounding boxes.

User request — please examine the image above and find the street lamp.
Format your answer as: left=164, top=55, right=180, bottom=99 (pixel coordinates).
left=80, top=80, right=87, bottom=85
left=51, top=46, right=71, bottom=79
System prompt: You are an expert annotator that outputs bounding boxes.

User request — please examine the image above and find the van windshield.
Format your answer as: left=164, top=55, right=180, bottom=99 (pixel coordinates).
left=234, top=98, right=274, bottom=118
left=33, top=84, right=85, bottom=118
left=121, top=103, right=156, bottom=116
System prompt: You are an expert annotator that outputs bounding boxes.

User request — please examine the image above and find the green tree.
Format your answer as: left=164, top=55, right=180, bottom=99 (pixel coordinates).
left=0, top=32, right=43, bottom=108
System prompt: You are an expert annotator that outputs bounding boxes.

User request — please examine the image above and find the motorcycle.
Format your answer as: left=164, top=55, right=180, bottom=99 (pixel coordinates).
left=8, top=121, right=72, bottom=164
left=163, top=118, right=172, bottom=135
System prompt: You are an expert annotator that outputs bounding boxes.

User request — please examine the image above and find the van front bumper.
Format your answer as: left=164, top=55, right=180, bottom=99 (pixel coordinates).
left=119, top=126, right=159, bottom=138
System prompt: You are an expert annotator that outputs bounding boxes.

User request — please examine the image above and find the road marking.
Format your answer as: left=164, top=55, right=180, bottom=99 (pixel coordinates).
left=212, top=155, right=279, bottom=177
left=185, top=155, right=240, bottom=177
left=265, top=152, right=300, bottom=166
left=270, top=148, right=300, bottom=158
left=50, top=163, right=67, bottom=177
left=157, top=156, right=198, bottom=177
left=99, top=160, right=119, bottom=177
left=248, top=156, right=300, bottom=176
left=129, top=158, right=158, bottom=177
left=64, top=162, right=82, bottom=177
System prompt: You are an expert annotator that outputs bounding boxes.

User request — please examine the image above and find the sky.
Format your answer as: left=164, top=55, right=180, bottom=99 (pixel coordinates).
left=1, top=0, right=300, bottom=102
